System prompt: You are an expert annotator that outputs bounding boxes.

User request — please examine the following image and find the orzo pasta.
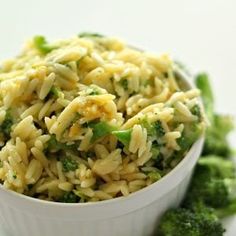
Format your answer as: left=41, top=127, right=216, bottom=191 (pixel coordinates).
left=0, top=33, right=205, bottom=202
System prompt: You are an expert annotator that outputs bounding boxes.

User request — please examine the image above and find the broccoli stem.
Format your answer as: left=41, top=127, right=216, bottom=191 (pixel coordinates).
left=195, top=73, right=214, bottom=122
left=88, top=121, right=117, bottom=142
left=112, top=129, right=132, bottom=146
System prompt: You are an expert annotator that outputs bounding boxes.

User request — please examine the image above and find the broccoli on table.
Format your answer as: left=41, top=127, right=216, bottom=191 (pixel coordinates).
left=46, top=135, right=77, bottom=153
left=158, top=205, right=225, bottom=236
left=184, top=156, right=236, bottom=209
left=195, top=73, right=214, bottom=121
left=197, top=156, right=235, bottom=179
left=203, top=114, right=234, bottom=157
left=195, top=73, right=234, bottom=157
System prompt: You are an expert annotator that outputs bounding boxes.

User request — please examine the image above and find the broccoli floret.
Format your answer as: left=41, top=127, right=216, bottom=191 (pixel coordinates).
left=0, top=110, right=13, bottom=139
left=33, top=36, right=56, bottom=54
left=203, top=114, right=234, bottom=157
left=183, top=156, right=236, bottom=209
left=139, top=117, right=156, bottom=137
left=197, top=156, right=235, bottom=179
left=49, top=86, right=62, bottom=98
left=120, top=79, right=128, bottom=90
left=60, top=191, right=79, bottom=203
left=216, top=199, right=236, bottom=218
left=61, top=157, right=78, bottom=172
left=140, top=117, right=165, bottom=138
left=46, top=135, right=76, bottom=153
left=148, top=171, right=161, bottom=182
left=203, top=134, right=232, bottom=157
left=214, top=114, right=234, bottom=137
left=191, top=104, right=202, bottom=121
left=158, top=206, right=225, bottom=236
left=154, top=120, right=165, bottom=137
left=189, top=179, right=234, bottom=208
left=177, top=123, right=202, bottom=151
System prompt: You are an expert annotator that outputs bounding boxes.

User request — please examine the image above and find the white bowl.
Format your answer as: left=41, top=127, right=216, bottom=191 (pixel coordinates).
left=0, top=68, right=204, bottom=236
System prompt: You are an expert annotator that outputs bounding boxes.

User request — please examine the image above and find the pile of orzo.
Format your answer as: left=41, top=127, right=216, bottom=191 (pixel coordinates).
left=0, top=33, right=205, bottom=202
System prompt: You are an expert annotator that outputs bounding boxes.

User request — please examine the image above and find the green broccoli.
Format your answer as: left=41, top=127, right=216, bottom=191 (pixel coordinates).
left=203, top=114, right=234, bottom=157
left=195, top=73, right=214, bottom=122
left=197, top=156, right=235, bottom=179
left=183, top=156, right=236, bottom=209
left=112, top=129, right=132, bottom=146
left=154, top=120, right=165, bottom=137
left=59, top=191, right=79, bottom=203
left=191, top=104, right=202, bottom=121
left=33, top=35, right=56, bottom=54
left=120, top=79, right=128, bottom=90
left=216, top=199, right=236, bottom=218
left=113, top=119, right=165, bottom=149
left=0, top=110, right=13, bottom=139
left=151, top=143, right=160, bottom=160
left=177, top=123, right=202, bottom=151
left=140, top=117, right=165, bottom=138
left=187, top=178, right=236, bottom=209
left=46, top=135, right=77, bottom=153
left=78, top=32, right=104, bottom=38
left=88, top=121, right=117, bottom=142
left=61, top=157, right=78, bottom=172
left=49, top=86, right=63, bottom=98
left=148, top=171, right=161, bottom=182
left=195, top=73, right=234, bottom=157
left=158, top=155, right=236, bottom=235
left=158, top=206, right=225, bottom=236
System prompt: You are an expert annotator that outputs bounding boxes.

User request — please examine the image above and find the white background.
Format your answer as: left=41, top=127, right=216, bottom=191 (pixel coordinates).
left=0, top=0, right=235, bottom=235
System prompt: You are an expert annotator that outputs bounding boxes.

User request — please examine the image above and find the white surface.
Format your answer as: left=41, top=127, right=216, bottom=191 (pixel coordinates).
left=0, top=0, right=235, bottom=235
